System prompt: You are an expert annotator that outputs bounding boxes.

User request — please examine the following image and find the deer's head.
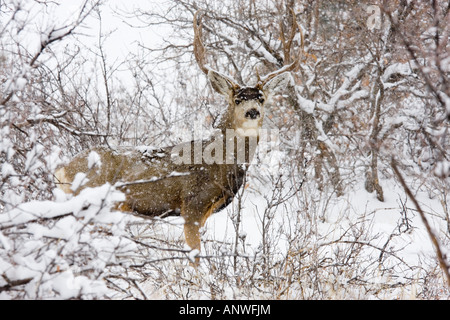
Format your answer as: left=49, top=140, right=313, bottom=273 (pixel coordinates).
left=207, top=70, right=292, bottom=136
left=193, top=11, right=300, bottom=137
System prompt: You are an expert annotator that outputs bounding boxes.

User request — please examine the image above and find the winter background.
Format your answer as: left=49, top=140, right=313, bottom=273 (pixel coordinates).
left=0, top=0, right=449, bottom=299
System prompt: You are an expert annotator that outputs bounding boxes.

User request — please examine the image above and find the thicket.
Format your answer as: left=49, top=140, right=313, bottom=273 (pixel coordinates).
left=0, top=0, right=448, bottom=299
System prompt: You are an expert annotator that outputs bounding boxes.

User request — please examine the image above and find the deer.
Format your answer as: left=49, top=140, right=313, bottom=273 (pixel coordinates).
left=54, top=11, right=300, bottom=258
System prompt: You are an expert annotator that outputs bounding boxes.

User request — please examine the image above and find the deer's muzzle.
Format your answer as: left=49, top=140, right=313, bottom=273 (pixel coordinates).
left=245, top=108, right=260, bottom=120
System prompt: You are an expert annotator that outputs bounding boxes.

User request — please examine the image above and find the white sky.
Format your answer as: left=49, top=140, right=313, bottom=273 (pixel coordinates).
left=32, top=0, right=174, bottom=90
left=55, top=0, right=162, bottom=60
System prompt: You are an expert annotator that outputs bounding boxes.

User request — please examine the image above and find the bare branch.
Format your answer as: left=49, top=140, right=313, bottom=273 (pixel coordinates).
left=391, top=158, right=450, bottom=288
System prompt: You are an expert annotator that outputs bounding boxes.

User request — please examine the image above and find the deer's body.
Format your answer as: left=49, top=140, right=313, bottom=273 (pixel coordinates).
left=55, top=11, right=299, bottom=254
left=55, top=122, right=253, bottom=250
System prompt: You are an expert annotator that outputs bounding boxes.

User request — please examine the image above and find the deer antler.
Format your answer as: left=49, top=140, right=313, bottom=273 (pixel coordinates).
left=193, top=11, right=209, bottom=75
left=258, top=9, right=302, bottom=87
left=193, top=11, right=240, bottom=90
left=193, top=9, right=305, bottom=89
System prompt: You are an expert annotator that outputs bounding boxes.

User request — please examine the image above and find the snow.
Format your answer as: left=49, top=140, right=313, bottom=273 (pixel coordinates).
left=0, top=232, right=11, bottom=250
left=435, top=161, right=450, bottom=178
left=14, top=77, right=27, bottom=91
left=1, top=162, right=16, bottom=178
left=296, top=92, right=315, bottom=113
left=70, top=172, right=88, bottom=192
left=382, top=61, right=414, bottom=83
left=1, top=0, right=449, bottom=300
left=188, top=249, right=200, bottom=263
left=88, top=151, right=102, bottom=170
left=0, top=184, right=130, bottom=299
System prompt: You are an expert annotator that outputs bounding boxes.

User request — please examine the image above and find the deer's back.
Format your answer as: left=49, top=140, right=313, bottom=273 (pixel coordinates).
left=56, top=145, right=245, bottom=218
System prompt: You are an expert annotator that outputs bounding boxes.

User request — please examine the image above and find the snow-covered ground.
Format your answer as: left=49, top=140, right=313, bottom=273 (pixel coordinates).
left=1, top=0, right=449, bottom=300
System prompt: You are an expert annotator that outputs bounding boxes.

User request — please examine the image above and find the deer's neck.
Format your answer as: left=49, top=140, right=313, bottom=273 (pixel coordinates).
left=215, top=108, right=260, bottom=166
left=216, top=106, right=234, bottom=135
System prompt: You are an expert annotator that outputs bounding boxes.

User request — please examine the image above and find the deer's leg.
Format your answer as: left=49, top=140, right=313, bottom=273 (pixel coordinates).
left=182, top=207, right=202, bottom=266
left=183, top=195, right=228, bottom=249
left=183, top=196, right=227, bottom=250
left=200, top=196, right=226, bottom=227
left=181, top=202, right=202, bottom=252
left=183, top=219, right=201, bottom=251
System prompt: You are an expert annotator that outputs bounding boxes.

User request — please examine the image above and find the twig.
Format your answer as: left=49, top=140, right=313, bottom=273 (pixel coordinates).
left=0, top=275, right=33, bottom=293
left=391, top=158, right=450, bottom=288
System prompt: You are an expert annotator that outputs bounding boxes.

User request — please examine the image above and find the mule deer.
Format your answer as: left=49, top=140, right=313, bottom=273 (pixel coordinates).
left=55, top=11, right=300, bottom=255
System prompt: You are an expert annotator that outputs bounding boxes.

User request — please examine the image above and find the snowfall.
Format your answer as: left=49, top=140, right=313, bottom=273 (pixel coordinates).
left=0, top=0, right=449, bottom=300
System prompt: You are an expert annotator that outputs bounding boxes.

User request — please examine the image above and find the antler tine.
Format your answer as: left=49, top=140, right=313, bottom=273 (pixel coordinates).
left=259, top=8, right=302, bottom=86
left=193, top=11, right=210, bottom=75
left=193, top=11, right=240, bottom=90
left=281, top=8, right=300, bottom=65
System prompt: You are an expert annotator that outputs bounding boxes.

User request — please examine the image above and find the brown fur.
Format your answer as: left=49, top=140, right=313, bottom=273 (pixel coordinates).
left=55, top=119, right=255, bottom=251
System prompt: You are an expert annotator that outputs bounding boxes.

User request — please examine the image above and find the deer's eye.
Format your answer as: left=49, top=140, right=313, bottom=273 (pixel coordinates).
left=259, top=98, right=265, bottom=104
left=235, top=99, right=241, bottom=105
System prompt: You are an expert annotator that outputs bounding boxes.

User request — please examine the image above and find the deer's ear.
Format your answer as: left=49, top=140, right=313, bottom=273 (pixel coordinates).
left=262, top=72, right=293, bottom=96
left=208, top=70, right=237, bottom=96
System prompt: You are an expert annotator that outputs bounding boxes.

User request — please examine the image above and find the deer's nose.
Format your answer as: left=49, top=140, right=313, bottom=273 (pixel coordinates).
left=245, top=108, right=260, bottom=119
